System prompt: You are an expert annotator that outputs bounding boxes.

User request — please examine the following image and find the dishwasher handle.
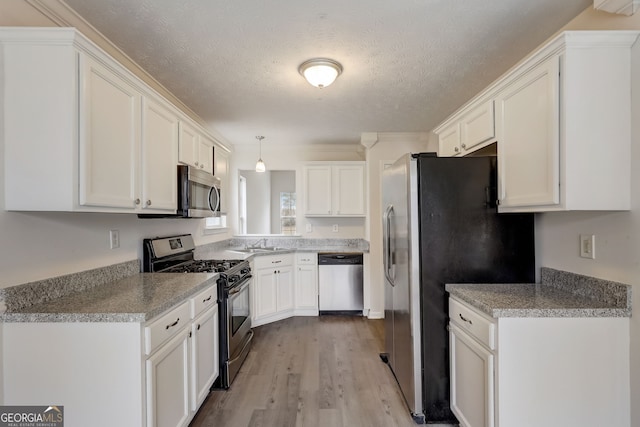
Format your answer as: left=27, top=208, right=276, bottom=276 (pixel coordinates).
left=318, top=253, right=363, bottom=265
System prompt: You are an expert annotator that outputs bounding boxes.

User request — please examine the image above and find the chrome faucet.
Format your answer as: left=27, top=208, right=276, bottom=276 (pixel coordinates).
left=246, top=238, right=267, bottom=249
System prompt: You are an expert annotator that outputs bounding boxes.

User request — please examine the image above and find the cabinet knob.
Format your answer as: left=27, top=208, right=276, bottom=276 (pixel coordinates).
left=135, top=198, right=141, bottom=205
left=454, top=147, right=460, bottom=152
left=195, top=161, right=199, bottom=166
left=146, top=200, right=152, bottom=206
left=461, top=143, right=467, bottom=149
left=200, top=164, right=204, bottom=169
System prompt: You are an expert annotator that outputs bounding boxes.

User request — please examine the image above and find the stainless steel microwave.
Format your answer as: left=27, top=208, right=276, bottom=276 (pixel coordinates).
left=139, top=165, right=221, bottom=218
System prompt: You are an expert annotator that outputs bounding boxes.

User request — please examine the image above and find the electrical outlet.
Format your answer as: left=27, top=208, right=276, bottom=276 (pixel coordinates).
left=109, top=229, right=120, bottom=249
left=579, top=234, right=595, bottom=259
left=332, top=224, right=339, bottom=233
left=306, top=223, right=313, bottom=233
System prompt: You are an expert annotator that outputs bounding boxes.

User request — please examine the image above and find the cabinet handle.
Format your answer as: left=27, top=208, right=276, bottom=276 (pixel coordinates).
left=459, top=313, right=473, bottom=325
left=165, top=318, right=180, bottom=330
left=203, top=295, right=212, bottom=303
left=197, top=324, right=201, bottom=330
left=272, top=260, right=282, bottom=264
left=135, top=198, right=141, bottom=205
left=189, top=331, right=192, bottom=338
left=146, top=200, right=152, bottom=206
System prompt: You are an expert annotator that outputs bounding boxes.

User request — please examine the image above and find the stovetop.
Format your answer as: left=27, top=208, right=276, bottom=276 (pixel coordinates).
left=143, top=235, right=251, bottom=288
left=161, top=259, right=245, bottom=274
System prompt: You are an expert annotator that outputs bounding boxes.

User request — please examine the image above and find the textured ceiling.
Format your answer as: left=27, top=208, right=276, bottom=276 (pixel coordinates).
left=63, top=0, right=591, bottom=146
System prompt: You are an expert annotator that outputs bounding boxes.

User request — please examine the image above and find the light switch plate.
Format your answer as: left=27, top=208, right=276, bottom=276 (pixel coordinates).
left=580, top=234, right=595, bottom=259
left=109, top=229, right=120, bottom=249
left=306, top=223, right=313, bottom=233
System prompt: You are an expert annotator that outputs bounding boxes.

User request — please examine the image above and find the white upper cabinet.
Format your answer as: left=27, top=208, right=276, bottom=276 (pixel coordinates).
left=141, top=97, right=179, bottom=211
left=1, top=27, right=226, bottom=214
left=79, top=54, right=141, bottom=209
left=432, top=30, right=639, bottom=212
left=178, top=121, right=214, bottom=175
left=496, top=56, right=560, bottom=209
left=303, top=162, right=366, bottom=217
left=436, top=100, right=495, bottom=157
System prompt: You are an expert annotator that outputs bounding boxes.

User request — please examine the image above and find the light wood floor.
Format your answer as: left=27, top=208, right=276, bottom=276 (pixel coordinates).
left=190, top=315, right=418, bottom=427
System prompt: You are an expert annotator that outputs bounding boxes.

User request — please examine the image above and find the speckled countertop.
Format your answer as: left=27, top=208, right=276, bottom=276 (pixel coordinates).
left=446, top=267, right=631, bottom=318
left=0, top=273, right=217, bottom=323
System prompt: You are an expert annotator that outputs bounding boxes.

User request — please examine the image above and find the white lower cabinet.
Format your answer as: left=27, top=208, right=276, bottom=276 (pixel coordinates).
left=252, top=254, right=294, bottom=327
left=449, top=297, right=630, bottom=427
left=191, top=304, right=219, bottom=411
left=294, top=253, right=318, bottom=315
left=2, top=284, right=219, bottom=427
left=449, top=323, right=494, bottom=427
left=146, top=326, right=191, bottom=427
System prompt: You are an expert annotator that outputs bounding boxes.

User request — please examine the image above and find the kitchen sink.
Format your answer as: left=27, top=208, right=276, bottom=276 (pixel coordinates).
left=231, top=247, right=285, bottom=254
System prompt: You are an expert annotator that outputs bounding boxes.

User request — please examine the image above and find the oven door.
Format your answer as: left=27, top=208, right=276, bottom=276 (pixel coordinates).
left=227, top=276, right=252, bottom=357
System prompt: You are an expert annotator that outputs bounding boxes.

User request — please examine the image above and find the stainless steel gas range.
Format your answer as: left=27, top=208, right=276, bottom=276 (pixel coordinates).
left=143, top=234, right=253, bottom=389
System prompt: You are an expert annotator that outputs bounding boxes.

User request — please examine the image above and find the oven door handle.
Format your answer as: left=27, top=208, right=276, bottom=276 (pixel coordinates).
left=228, top=275, right=252, bottom=295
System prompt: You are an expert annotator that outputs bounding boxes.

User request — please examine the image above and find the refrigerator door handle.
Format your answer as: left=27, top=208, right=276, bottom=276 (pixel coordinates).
left=383, top=204, right=396, bottom=286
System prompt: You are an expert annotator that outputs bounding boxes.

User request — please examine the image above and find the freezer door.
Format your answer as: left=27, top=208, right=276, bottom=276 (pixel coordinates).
left=382, top=154, right=422, bottom=419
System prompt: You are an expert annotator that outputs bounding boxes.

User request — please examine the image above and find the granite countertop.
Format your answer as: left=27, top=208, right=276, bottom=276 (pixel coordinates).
left=446, top=268, right=631, bottom=318
left=0, top=272, right=218, bottom=323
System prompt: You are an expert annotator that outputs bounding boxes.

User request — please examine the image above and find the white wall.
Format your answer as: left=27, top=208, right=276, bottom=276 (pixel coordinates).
left=242, top=170, right=272, bottom=234
left=535, top=7, right=640, bottom=426
left=363, top=133, right=431, bottom=317
left=231, top=143, right=366, bottom=238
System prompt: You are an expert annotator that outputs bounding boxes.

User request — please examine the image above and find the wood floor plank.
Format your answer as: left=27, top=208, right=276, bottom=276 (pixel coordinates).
left=189, top=315, right=418, bottom=427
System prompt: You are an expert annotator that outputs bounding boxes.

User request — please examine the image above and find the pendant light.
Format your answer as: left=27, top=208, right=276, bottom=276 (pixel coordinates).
left=255, top=136, right=266, bottom=173
left=299, top=58, right=343, bottom=88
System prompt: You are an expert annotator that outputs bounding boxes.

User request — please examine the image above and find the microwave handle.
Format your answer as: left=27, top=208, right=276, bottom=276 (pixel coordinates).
left=209, top=186, right=221, bottom=212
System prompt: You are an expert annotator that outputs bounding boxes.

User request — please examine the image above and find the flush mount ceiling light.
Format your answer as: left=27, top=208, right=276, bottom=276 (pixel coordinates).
left=255, top=136, right=266, bottom=173
left=298, top=58, right=343, bottom=88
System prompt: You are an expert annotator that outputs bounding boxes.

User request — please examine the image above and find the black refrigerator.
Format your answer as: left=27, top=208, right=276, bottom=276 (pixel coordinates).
left=381, top=153, right=535, bottom=423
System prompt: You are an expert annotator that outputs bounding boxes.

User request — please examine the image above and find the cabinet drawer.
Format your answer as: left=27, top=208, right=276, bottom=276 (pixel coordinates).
left=296, top=253, right=317, bottom=265
left=191, top=284, right=218, bottom=318
left=145, top=301, right=191, bottom=355
left=254, top=254, right=293, bottom=269
left=449, top=298, right=495, bottom=350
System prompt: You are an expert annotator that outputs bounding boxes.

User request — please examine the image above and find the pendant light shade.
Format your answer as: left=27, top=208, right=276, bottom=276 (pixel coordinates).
left=255, top=136, right=266, bottom=173
left=299, top=58, right=343, bottom=88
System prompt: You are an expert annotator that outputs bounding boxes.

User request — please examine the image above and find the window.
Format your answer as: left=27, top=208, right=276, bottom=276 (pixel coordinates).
left=280, top=192, right=296, bottom=235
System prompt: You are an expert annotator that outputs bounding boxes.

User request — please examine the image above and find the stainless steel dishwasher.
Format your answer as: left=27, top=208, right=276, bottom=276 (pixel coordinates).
left=318, top=252, right=364, bottom=314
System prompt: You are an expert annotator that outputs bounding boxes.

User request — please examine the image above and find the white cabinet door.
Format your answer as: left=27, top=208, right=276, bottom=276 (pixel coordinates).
left=438, top=122, right=462, bottom=157
left=199, top=137, right=215, bottom=175
left=295, top=265, right=318, bottom=311
left=178, top=121, right=200, bottom=169
left=254, top=267, right=278, bottom=320
left=450, top=323, right=495, bottom=427
left=461, top=100, right=495, bottom=152
left=304, top=165, right=332, bottom=216
left=142, top=97, right=179, bottom=212
left=79, top=54, right=141, bottom=209
left=333, top=164, right=366, bottom=216
left=191, top=304, right=219, bottom=411
left=276, top=266, right=295, bottom=312
left=496, top=56, right=560, bottom=209
left=146, top=328, right=191, bottom=427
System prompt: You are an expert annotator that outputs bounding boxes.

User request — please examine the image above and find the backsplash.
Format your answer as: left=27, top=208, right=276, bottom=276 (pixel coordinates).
left=0, top=260, right=140, bottom=312
left=541, top=267, right=631, bottom=311
left=196, top=237, right=370, bottom=254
